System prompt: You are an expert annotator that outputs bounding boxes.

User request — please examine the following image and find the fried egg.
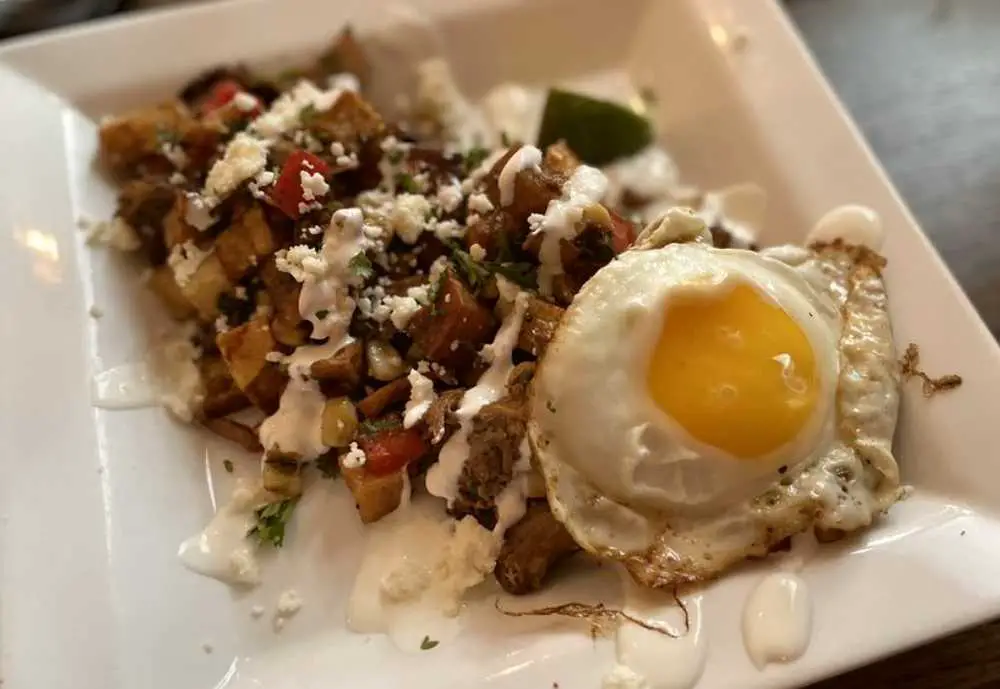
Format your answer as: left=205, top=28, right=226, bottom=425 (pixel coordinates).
left=530, top=229, right=902, bottom=587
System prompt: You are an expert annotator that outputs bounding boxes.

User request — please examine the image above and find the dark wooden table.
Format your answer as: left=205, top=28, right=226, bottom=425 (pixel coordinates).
left=788, top=2, right=1000, bottom=686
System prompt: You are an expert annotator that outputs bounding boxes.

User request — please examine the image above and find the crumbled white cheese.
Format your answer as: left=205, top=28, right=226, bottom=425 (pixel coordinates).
left=602, top=664, right=649, bottom=689
left=168, top=171, right=187, bottom=185
left=185, top=194, right=216, bottom=231
left=251, top=79, right=342, bottom=139
left=343, top=441, right=367, bottom=469
left=469, top=243, right=486, bottom=262
left=233, top=91, right=259, bottom=112
left=250, top=604, right=265, bottom=619
left=498, top=145, right=542, bottom=206
left=167, top=240, right=211, bottom=287
left=273, top=589, right=303, bottom=632
left=467, top=192, right=494, bottom=215
left=436, top=180, right=464, bottom=212
left=330, top=141, right=346, bottom=157
left=84, top=217, right=141, bottom=251
left=385, top=295, right=423, bottom=330
left=264, top=351, right=286, bottom=364
left=299, top=170, right=330, bottom=202
left=404, top=369, right=437, bottom=428
left=390, top=194, right=432, bottom=244
left=336, top=153, right=358, bottom=168
left=204, top=132, right=269, bottom=204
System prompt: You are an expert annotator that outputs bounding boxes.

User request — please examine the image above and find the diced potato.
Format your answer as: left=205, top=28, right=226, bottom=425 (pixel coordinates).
left=215, top=205, right=279, bottom=282
left=217, top=316, right=278, bottom=390
left=309, top=90, right=385, bottom=149
left=146, top=265, right=196, bottom=320
left=311, top=341, right=364, bottom=391
left=180, top=253, right=231, bottom=321
left=543, top=140, right=581, bottom=178
left=258, top=258, right=306, bottom=347
left=340, top=462, right=403, bottom=524
left=163, top=195, right=197, bottom=249
left=407, top=270, right=495, bottom=368
left=262, top=453, right=302, bottom=497
left=99, top=102, right=188, bottom=178
left=357, top=378, right=410, bottom=419
left=199, top=355, right=249, bottom=418
left=321, top=397, right=359, bottom=448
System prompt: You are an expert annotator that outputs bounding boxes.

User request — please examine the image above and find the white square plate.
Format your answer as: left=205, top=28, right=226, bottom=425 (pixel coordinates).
left=2, top=1, right=1000, bottom=688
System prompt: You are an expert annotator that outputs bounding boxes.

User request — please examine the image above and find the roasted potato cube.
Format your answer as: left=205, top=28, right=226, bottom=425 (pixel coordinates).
left=216, top=316, right=287, bottom=412
left=215, top=205, right=279, bottom=282
left=321, top=397, right=359, bottom=448
left=497, top=294, right=564, bottom=357
left=311, top=341, right=364, bottom=391
left=543, top=140, right=581, bottom=178
left=262, top=453, right=302, bottom=497
left=357, top=377, right=411, bottom=419
left=341, top=462, right=404, bottom=524
left=494, top=502, right=580, bottom=595
left=407, top=270, right=495, bottom=368
left=163, top=194, right=198, bottom=249
left=308, top=90, right=385, bottom=149
left=146, top=265, right=196, bottom=320
left=199, top=354, right=250, bottom=418
left=180, top=253, right=231, bottom=321
left=258, top=258, right=306, bottom=347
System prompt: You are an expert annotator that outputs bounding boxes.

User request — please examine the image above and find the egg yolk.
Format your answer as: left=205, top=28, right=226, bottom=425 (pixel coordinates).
left=646, top=283, right=819, bottom=459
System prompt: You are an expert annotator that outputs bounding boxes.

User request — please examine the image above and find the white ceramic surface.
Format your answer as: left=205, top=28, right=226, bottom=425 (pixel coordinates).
left=2, top=1, right=999, bottom=688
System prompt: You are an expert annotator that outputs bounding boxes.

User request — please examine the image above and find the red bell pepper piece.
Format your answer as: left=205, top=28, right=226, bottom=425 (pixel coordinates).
left=358, top=427, right=429, bottom=477
left=270, top=149, right=331, bottom=218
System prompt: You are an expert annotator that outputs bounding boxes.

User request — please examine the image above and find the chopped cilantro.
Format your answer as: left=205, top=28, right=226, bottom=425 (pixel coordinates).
left=387, top=149, right=405, bottom=165
left=348, top=252, right=375, bottom=280
left=246, top=498, right=298, bottom=548
left=500, top=131, right=512, bottom=147
left=360, top=417, right=402, bottom=435
left=397, top=173, right=421, bottom=194
left=488, top=261, right=537, bottom=289
left=223, top=459, right=234, bottom=474
left=299, top=103, right=318, bottom=126
left=445, top=241, right=490, bottom=292
left=462, top=146, right=490, bottom=174
left=315, top=455, right=339, bottom=479
left=420, top=636, right=439, bottom=650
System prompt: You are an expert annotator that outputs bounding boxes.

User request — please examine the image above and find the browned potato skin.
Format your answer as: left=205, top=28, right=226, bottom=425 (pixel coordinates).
left=217, top=316, right=287, bottom=413
left=496, top=294, right=564, bottom=358
left=146, top=266, right=197, bottom=320
left=494, top=502, right=580, bottom=595
left=258, top=258, right=307, bottom=347
left=340, top=462, right=404, bottom=524
left=98, top=101, right=222, bottom=180
left=215, top=205, right=281, bottom=283
left=543, top=140, right=581, bottom=179
left=356, top=376, right=410, bottom=419
left=312, top=341, right=364, bottom=394
left=199, top=354, right=250, bottom=418
left=181, top=253, right=232, bottom=322
left=407, top=270, right=495, bottom=369
left=307, top=90, right=385, bottom=155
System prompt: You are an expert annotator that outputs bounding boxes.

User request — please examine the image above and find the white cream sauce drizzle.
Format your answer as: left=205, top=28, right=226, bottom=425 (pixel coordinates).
left=425, top=288, right=529, bottom=504
left=91, top=362, right=157, bottom=409
left=492, top=437, right=533, bottom=539
left=286, top=207, right=369, bottom=377
left=742, top=573, right=812, bottom=668
left=606, top=573, right=707, bottom=689
left=741, top=530, right=817, bottom=668
left=807, top=204, right=884, bottom=250
left=178, top=478, right=267, bottom=587
left=258, top=376, right=328, bottom=461
left=498, top=144, right=542, bottom=206
left=529, top=165, right=609, bottom=296
left=346, top=482, right=499, bottom=651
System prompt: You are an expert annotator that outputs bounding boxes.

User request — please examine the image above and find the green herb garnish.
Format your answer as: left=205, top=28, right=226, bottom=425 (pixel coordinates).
left=500, top=131, right=512, bottom=147
left=445, top=241, right=490, bottom=292
left=462, top=146, right=490, bottom=174
left=348, top=252, right=375, bottom=280
left=488, top=261, right=537, bottom=289
left=360, top=417, right=402, bottom=435
left=420, top=636, right=439, bottom=650
left=247, top=498, right=298, bottom=548
left=387, top=149, right=405, bottom=165
left=299, top=103, right=318, bottom=126
left=536, top=89, right=653, bottom=166
left=223, top=459, right=234, bottom=474
left=397, top=173, right=421, bottom=194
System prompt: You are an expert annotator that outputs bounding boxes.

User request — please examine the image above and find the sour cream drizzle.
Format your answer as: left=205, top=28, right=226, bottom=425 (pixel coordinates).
left=425, top=287, right=529, bottom=504
left=498, top=144, right=542, bottom=206
left=742, top=573, right=812, bottom=668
